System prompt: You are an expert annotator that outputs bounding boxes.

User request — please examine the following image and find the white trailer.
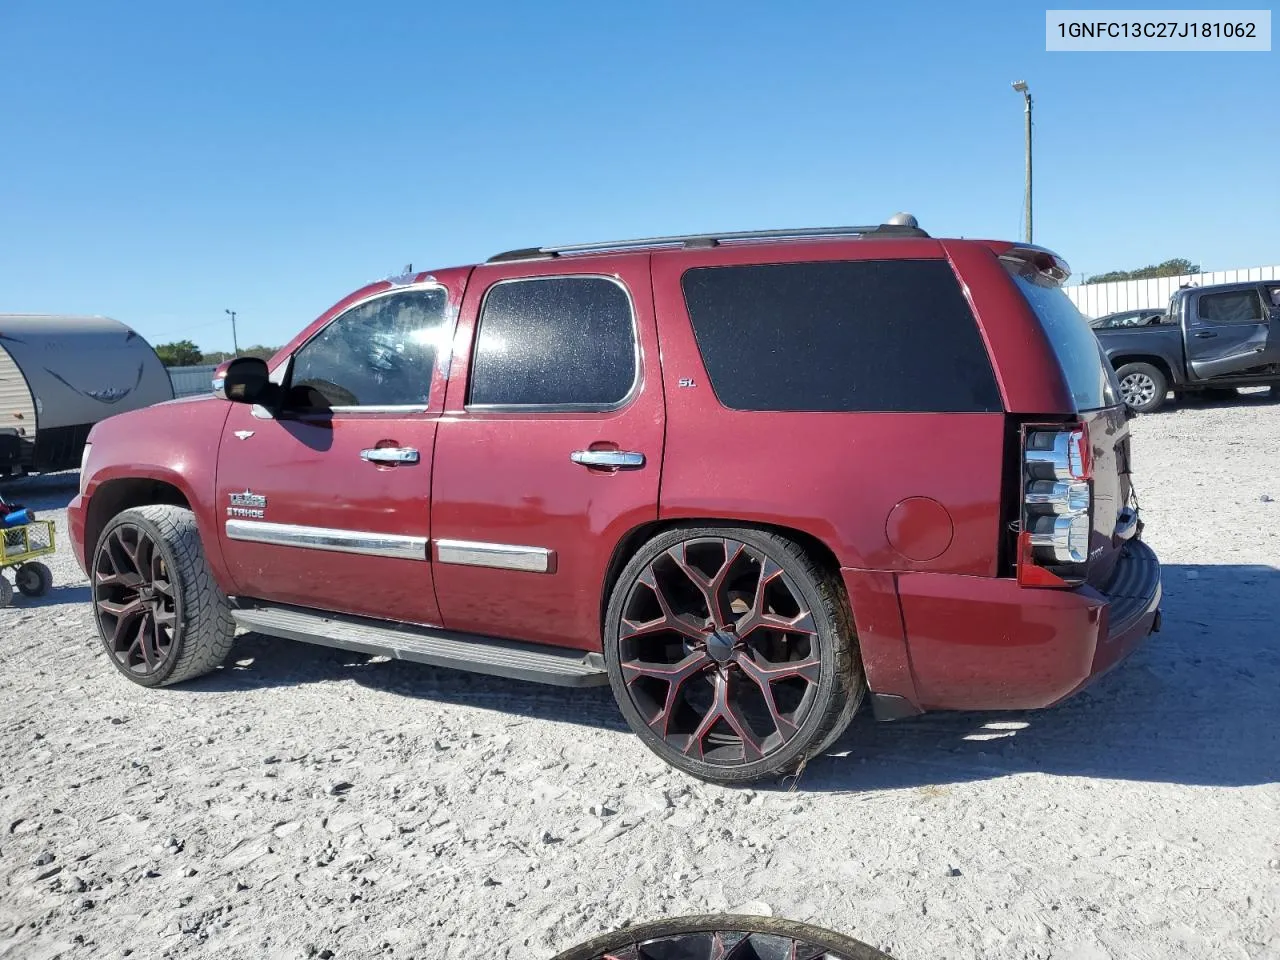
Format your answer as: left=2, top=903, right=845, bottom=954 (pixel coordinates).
left=0, top=315, right=174, bottom=476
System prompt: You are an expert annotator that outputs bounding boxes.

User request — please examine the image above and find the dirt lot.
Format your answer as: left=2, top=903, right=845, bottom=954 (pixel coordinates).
left=1, top=395, right=1278, bottom=960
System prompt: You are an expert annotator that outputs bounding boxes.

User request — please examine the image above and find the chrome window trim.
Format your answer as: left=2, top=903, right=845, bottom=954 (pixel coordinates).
left=464, top=273, right=642, bottom=414
left=267, top=281, right=453, bottom=412
left=226, top=519, right=428, bottom=561
left=251, top=403, right=430, bottom=420
left=435, top=538, right=554, bottom=574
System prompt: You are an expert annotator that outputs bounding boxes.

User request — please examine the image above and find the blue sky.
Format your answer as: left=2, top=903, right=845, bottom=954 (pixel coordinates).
left=2, top=1, right=1276, bottom=352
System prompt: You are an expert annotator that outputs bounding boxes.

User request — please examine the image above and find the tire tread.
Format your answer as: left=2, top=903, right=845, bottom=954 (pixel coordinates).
left=604, top=524, right=864, bottom=784
left=104, top=505, right=234, bottom=686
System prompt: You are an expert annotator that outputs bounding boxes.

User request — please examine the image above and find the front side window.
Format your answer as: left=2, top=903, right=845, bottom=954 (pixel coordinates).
left=680, top=259, right=1002, bottom=413
left=290, top=288, right=449, bottom=408
left=469, top=276, right=636, bottom=408
left=1196, top=290, right=1264, bottom=325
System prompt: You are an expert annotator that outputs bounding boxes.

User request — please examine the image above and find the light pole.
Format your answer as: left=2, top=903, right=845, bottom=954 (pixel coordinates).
left=225, top=309, right=240, bottom=355
left=1012, top=80, right=1032, bottom=244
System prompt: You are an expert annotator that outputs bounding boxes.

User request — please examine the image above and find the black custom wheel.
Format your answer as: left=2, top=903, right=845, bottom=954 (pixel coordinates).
left=92, top=505, right=234, bottom=688
left=551, top=915, right=894, bottom=960
left=14, top=561, right=52, bottom=597
left=604, top=527, right=862, bottom=784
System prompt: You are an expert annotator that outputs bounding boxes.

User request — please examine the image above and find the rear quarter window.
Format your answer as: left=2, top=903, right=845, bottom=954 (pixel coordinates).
left=1012, top=274, right=1118, bottom=412
left=679, top=259, right=1003, bottom=413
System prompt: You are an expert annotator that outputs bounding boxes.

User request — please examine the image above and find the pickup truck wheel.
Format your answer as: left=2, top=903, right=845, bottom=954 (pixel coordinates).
left=92, top=505, right=234, bottom=688
left=604, top=527, right=863, bottom=784
left=1115, top=362, right=1168, bottom=413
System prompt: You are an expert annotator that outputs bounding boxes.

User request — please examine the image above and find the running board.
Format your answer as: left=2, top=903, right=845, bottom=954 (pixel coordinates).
left=230, top=603, right=609, bottom=688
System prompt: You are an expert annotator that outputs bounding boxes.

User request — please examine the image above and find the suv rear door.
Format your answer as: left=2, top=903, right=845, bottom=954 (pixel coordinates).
left=1005, top=263, right=1132, bottom=588
left=428, top=256, right=664, bottom=652
left=1183, top=285, right=1274, bottom=379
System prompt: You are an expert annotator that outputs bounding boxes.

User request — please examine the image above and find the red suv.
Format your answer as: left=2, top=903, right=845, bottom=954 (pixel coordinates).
left=69, top=216, right=1162, bottom=784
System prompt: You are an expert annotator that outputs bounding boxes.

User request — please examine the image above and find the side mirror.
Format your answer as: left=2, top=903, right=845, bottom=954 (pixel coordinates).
left=213, top=357, right=273, bottom=405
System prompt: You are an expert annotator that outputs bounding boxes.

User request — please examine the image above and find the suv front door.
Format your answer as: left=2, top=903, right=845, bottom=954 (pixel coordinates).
left=429, top=257, right=664, bottom=652
left=1184, top=285, right=1274, bottom=379
left=215, top=276, right=463, bottom=625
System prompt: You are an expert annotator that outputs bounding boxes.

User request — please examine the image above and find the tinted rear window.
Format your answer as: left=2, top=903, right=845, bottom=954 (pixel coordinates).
left=469, top=276, right=637, bottom=408
left=679, top=260, right=1002, bottom=413
left=1012, top=275, right=1118, bottom=411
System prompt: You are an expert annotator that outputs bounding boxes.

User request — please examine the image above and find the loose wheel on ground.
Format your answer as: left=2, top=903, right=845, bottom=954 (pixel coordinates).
left=1115, top=362, right=1169, bottom=413
left=603, top=526, right=863, bottom=784
left=551, top=914, right=895, bottom=960
left=91, top=504, right=234, bottom=688
left=14, top=561, right=52, bottom=597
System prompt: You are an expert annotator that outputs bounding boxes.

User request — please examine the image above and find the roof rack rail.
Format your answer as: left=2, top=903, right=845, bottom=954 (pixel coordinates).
left=486, top=215, right=928, bottom=263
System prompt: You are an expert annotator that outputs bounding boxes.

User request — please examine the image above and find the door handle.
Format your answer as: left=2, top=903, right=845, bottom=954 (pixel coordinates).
left=570, top=450, right=645, bottom=470
left=360, top=447, right=420, bottom=464
left=1194, top=331, right=1218, bottom=338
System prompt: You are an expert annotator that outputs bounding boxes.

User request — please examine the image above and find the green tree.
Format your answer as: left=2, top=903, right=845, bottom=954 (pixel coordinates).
left=154, top=339, right=203, bottom=367
left=1085, top=258, right=1201, bottom=285
left=200, top=345, right=278, bottom=364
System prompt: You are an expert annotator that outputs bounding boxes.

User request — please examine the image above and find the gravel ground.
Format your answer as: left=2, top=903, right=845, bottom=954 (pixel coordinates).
left=1, top=395, right=1278, bottom=960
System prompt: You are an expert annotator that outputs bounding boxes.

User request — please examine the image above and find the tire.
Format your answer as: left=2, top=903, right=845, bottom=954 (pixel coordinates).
left=14, top=561, right=52, bottom=597
left=0, top=577, right=11, bottom=608
left=91, top=505, right=234, bottom=687
left=603, top=526, right=863, bottom=784
left=1115, top=362, right=1168, bottom=414
left=551, top=914, right=894, bottom=960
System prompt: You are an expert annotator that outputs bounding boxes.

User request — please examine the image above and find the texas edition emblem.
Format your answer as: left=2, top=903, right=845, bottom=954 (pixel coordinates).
left=227, top=490, right=267, bottom=519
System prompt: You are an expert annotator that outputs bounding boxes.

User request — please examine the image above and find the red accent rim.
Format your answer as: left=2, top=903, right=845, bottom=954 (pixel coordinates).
left=92, top=524, right=179, bottom=676
left=581, top=927, right=857, bottom=959
left=617, top=537, right=821, bottom=766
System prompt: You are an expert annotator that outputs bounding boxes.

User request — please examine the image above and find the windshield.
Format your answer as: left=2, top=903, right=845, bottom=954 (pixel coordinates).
left=1013, top=275, right=1119, bottom=411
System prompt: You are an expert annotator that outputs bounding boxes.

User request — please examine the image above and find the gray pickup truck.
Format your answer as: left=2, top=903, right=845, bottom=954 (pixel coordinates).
left=1093, top=280, right=1280, bottom=412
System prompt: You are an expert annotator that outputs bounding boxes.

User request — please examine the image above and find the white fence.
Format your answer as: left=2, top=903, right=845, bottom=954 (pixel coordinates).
left=167, top=364, right=218, bottom=399
left=1064, top=264, right=1280, bottom=319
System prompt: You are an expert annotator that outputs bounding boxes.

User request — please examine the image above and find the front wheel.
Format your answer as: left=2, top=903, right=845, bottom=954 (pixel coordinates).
left=1115, top=362, right=1168, bottom=414
left=604, top=526, right=863, bottom=784
left=92, top=505, right=234, bottom=687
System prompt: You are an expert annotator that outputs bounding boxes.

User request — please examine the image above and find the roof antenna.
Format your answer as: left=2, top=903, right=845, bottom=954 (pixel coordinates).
left=885, top=212, right=919, bottom=228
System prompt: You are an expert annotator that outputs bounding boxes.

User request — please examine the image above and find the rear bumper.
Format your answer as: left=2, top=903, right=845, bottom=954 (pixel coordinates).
left=879, top=538, right=1161, bottom=712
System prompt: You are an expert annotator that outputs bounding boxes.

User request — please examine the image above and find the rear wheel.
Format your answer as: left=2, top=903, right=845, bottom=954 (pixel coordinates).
left=92, top=505, right=234, bottom=688
left=14, top=562, right=52, bottom=597
left=604, top=526, right=863, bottom=784
left=0, top=577, right=12, bottom=608
left=1116, top=362, right=1168, bottom=413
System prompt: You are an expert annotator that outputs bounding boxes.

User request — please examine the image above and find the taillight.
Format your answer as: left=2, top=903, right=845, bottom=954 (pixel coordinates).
left=1017, top=423, right=1092, bottom=587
